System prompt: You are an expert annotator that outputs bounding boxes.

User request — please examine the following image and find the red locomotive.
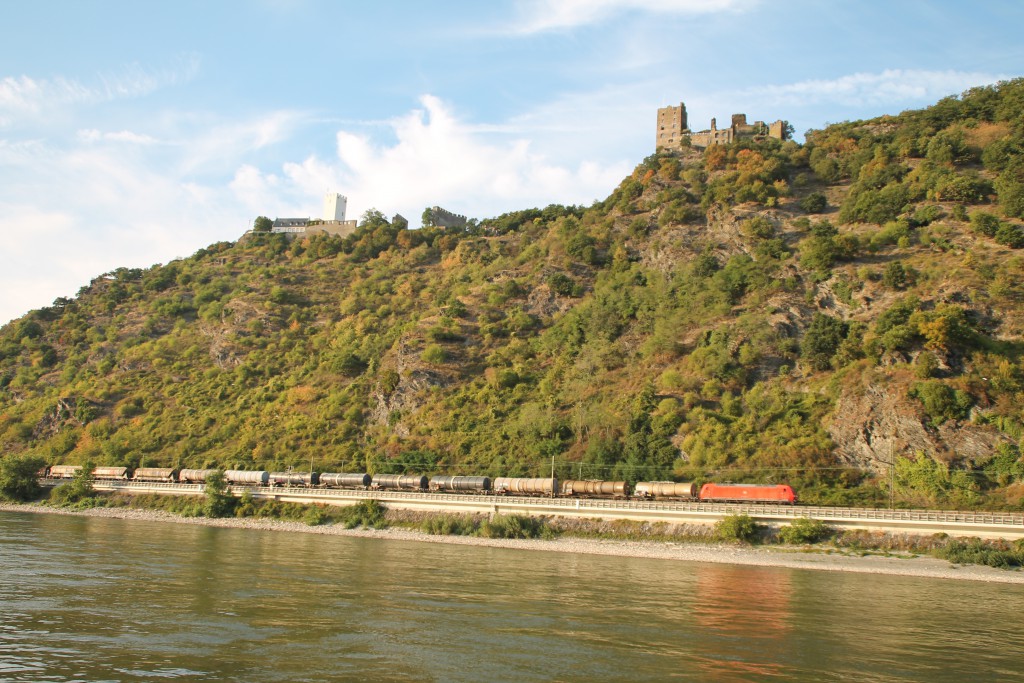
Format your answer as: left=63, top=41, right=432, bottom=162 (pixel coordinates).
left=698, top=483, right=797, bottom=504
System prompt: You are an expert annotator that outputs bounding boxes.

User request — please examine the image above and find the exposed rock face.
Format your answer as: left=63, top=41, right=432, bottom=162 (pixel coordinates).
left=828, top=382, right=1009, bottom=473
left=369, top=339, right=443, bottom=436
left=526, top=284, right=572, bottom=319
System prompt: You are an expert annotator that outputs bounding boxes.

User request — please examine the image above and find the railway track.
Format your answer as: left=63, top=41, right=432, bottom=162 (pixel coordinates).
left=59, top=479, right=1024, bottom=540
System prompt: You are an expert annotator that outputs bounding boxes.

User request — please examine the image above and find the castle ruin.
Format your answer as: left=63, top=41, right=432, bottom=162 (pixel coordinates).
left=656, top=102, right=787, bottom=152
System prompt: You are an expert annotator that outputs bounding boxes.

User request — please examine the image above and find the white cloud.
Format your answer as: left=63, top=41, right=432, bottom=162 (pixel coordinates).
left=743, top=69, right=1009, bottom=108
left=509, top=0, right=756, bottom=33
left=305, top=95, right=628, bottom=222
left=0, top=55, right=200, bottom=127
left=78, top=129, right=162, bottom=145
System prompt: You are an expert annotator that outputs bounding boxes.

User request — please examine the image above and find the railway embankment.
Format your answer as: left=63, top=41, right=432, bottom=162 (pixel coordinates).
left=3, top=501, right=1023, bottom=585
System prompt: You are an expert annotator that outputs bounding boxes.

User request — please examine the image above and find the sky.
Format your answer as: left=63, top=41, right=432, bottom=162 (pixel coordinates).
left=1, top=0, right=1022, bottom=325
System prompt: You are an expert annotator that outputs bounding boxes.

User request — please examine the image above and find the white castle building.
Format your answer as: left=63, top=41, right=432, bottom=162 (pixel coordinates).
left=323, top=192, right=348, bottom=222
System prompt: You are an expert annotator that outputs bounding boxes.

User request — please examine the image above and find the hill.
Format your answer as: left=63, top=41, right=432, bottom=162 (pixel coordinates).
left=3, top=79, right=1024, bottom=509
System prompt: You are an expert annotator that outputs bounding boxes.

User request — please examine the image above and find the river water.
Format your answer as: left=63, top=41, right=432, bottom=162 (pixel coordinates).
left=1, top=511, right=1022, bottom=682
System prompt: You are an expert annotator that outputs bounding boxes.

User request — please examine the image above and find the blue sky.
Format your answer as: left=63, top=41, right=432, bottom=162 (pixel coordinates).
left=1, top=0, right=1021, bottom=324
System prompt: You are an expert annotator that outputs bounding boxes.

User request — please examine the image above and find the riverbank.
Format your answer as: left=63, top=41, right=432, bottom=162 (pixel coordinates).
left=4, top=501, right=1023, bottom=584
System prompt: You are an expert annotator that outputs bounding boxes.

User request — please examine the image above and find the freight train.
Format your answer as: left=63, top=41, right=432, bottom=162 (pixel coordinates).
left=41, top=466, right=798, bottom=504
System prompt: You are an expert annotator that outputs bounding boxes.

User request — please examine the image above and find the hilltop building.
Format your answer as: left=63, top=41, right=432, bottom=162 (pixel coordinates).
left=267, top=190, right=358, bottom=239
left=271, top=217, right=310, bottom=233
left=425, top=206, right=468, bottom=229
left=323, top=192, right=348, bottom=221
left=656, top=101, right=787, bottom=151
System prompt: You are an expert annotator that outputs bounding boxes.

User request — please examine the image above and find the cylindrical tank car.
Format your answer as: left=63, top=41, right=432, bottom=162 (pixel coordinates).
left=269, top=472, right=319, bottom=487
left=372, top=474, right=428, bottom=490
left=560, top=479, right=629, bottom=497
left=319, top=472, right=371, bottom=488
left=224, top=470, right=270, bottom=486
left=178, top=469, right=217, bottom=484
left=633, top=481, right=698, bottom=499
left=493, top=477, right=558, bottom=496
left=429, top=476, right=491, bottom=493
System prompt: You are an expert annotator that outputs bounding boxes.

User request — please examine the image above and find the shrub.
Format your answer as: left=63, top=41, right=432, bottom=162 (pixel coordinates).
left=547, top=272, right=582, bottom=297
left=799, top=192, right=827, bottom=213
left=479, top=514, right=555, bottom=539
left=49, top=463, right=97, bottom=508
left=800, top=313, right=848, bottom=371
left=421, top=344, right=447, bottom=364
left=715, top=514, right=761, bottom=543
left=914, top=351, right=939, bottom=379
left=935, top=538, right=1024, bottom=569
left=882, top=261, right=909, bottom=289
left=339, top=499, right=387, bottom=529
left=741, top=216, right=775, bottom=239
left=994, top=224, right=1024, bottom=248
left=970, top=211, right=1001, bottom=237
left=778, top=518, right=832, bottom=544
left=304, top=505, right=330, bottom=526
left=422, top=514, right=480, bottom=535
left=909, top=382, right=973, bottom=425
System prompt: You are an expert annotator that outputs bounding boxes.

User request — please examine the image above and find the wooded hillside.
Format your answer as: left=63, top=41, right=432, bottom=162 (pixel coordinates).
left=3, top=79, right=1024, bottom=509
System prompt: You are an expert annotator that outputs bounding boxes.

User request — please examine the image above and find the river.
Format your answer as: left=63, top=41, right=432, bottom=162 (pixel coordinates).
left=1, top=511, right=1022, bottom=682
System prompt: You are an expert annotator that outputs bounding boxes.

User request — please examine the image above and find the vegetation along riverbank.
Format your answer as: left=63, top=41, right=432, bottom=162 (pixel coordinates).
left=3, top=480, right=1023, bottom=584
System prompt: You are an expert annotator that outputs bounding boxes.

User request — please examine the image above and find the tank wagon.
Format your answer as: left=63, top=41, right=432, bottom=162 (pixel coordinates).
left=699, top=483, right=797, bottom=504
left=319, top=472, right=371, bottom=488
left=493, top=477, right=558, bottom=496
left=269, top=472, right=319, bottom=487
left=560, top=480, right=629, bottom=498
left=429, top=476, right=491, bottom=493
left=372, top=474, right=428, bottom=491
left=132, top=468, right=177, bottom=482
left=225, top=470, right=270, bottom=486
left=633, top=482, right=698, bottom=499
left=178, top=469, right=217, bottom=484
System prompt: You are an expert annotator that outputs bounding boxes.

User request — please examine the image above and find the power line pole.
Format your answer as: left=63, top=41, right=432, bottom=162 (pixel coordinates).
left=889, top=441, right=895, bottom=510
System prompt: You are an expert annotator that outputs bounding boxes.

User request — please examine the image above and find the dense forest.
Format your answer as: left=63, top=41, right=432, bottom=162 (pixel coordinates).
left=3, top=79, right=1024, bottom=509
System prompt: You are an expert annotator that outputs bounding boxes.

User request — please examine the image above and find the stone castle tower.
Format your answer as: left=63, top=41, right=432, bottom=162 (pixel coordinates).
left=656, top=103, right=688, bottom=151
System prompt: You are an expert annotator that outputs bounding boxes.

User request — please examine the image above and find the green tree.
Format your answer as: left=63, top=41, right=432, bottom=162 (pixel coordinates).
left=910, top=382, right=973, bottom=425
left=882, top=261, right=908, bottom=289
left=253, top=216, right=273, bottom=233
left=995, top=159, right=1024, bottom=218
left=50, top=463, right=96, bottom=507
left=801, top=313, right=848, bottom=371
left=970, top=211, right=1001, bottom=237
left=715, top=514, right=761, bottom=543
left=799, top=192, right=827, bottom=213
left=203, top=470, right=235, bottom=518
left=778, top=518, right=832, bottom=544
left=0, top=454, right=47, bottom=501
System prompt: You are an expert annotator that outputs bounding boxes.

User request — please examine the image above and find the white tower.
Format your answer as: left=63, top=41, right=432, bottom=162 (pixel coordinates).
left=323, top=192, right=347, bottom=221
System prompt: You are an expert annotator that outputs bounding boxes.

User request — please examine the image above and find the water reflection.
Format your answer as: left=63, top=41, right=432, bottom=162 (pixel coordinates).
left=2, top=512, right=1024, bottom=683
left=688, top=565, right=793, bottom=680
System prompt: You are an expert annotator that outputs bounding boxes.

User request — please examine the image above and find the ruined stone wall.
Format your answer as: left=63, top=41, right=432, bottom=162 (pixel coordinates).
left=658, top=101, right=788, bottom=151
left=429, top=206, right=468, bottom=229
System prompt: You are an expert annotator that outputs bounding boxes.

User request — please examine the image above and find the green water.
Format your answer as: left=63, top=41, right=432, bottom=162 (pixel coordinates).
left=1, top=511, right=1022, bottom=682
